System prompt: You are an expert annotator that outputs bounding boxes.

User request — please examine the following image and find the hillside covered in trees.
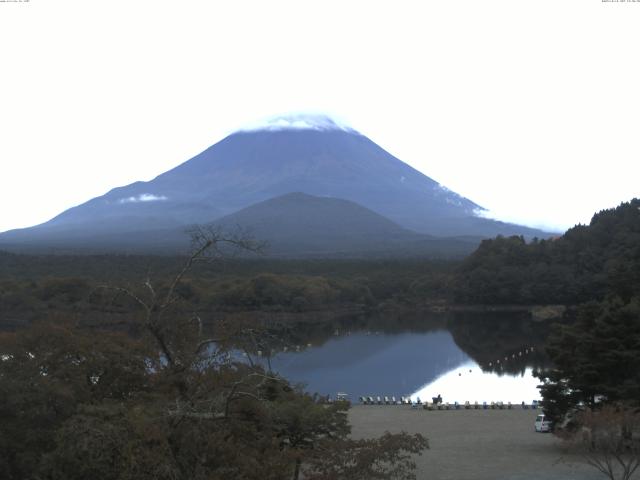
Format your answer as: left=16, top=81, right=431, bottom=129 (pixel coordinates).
left=453, top=199, right=640, bottom=305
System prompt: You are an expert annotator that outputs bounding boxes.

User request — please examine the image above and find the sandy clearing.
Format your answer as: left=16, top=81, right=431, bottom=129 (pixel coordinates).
left=348, top=405, right=604, bottom=480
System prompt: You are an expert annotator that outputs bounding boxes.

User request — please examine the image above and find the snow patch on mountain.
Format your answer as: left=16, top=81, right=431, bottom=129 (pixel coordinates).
left=118, top=193, right=168, bottom=204
left=432, top=184, right=485, bottom=214
left=473, top=207, right=489, bottom=217
left=433, top=184, right=453, bottom=195
left=239, top=113, right=356, bottom=133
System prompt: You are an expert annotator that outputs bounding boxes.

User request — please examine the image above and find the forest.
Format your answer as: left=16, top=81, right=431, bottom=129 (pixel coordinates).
left=1, top=199, right=639, bottom=478
left=0, top=232, right=430, bottom=480
left=0, top=252, right=457, bottom=333
left=453, top=199, right=640, bottom=305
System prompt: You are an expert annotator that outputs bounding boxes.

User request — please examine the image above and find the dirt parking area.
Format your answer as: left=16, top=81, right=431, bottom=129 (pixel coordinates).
left=348, top=405, right=604, bottom=480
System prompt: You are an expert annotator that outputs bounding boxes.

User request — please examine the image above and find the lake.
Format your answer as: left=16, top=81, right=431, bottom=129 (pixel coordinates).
left=256, top=312, right=549, bottom=404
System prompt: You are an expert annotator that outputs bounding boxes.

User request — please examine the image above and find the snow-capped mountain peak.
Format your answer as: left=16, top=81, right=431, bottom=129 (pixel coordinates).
left=238, top=113, right=356, bottom=133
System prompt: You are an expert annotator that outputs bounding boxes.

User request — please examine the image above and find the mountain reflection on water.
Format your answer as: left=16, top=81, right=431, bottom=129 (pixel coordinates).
left=267, top=330, right=468, bottom=399
left=258, top=312, right=549, bottom=401
left=411, top=363, right=541, bottom=404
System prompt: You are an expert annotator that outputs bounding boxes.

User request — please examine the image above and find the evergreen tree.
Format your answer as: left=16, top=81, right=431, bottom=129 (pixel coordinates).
left=536, top=297, right=640, bottom=425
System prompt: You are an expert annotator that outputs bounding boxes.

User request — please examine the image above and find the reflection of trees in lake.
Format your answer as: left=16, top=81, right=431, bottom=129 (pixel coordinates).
left=206, top=307, right=450, bottom=358
left=211, top=308, right=552, bottom=377
left=447, top=311, right=550, bottom=375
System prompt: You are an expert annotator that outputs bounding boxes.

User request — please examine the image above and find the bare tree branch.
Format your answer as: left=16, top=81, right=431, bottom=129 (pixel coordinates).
left=95, top=285, right=151, bottom=315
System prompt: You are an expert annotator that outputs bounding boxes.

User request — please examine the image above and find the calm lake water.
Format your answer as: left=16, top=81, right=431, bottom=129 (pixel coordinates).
left=256, top=313, right=548, bottom=404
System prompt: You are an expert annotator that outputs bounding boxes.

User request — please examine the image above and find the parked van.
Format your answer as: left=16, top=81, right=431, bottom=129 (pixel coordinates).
left=534, top=414, right=553, bottom=432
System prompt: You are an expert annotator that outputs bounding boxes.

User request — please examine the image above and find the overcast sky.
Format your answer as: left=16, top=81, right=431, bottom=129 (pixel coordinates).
left=1, top=0, right=638, bottom=234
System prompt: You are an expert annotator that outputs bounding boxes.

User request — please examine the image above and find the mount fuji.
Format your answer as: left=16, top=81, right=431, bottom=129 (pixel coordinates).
left=0, top=114, right=549, bottom=256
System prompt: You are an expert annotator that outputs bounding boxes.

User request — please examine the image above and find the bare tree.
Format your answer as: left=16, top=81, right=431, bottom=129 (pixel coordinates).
left=93, top=224, right=271, bottom=422
left=564, top=405, right=640, bottom=480
left=99, top=225, right=263, bottom=366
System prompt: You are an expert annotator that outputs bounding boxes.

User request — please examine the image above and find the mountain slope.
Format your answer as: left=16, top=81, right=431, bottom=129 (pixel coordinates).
left=214, top=192, right=478, bottom=257
left=38, top=128, right=482, bottom=233
left=0, top=115, right=551, bottom=253
left=0, top=193, right=479, bottom=257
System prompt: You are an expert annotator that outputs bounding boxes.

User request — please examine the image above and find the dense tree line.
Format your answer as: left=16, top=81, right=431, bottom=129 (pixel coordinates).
left=0, top=252, right=455, bottom=287
left=454, top=199, right=640, bottom=305
left=0, top=256, right=457, bottom=331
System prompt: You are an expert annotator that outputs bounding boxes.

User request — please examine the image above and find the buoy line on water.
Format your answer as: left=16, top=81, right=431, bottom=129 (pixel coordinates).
left=486, top=345, right=536, bottom=369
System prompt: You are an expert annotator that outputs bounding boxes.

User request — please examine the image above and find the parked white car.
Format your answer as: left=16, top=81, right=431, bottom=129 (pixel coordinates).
left=534, top=414, right=553, bottom=432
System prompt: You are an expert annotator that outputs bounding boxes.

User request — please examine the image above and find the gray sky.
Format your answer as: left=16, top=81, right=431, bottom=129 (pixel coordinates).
left=1, top=0, right=638, bottom=234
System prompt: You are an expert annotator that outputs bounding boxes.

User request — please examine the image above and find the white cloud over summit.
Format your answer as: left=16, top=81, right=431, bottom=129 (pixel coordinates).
left=238, top=113, right=356, bottom=133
